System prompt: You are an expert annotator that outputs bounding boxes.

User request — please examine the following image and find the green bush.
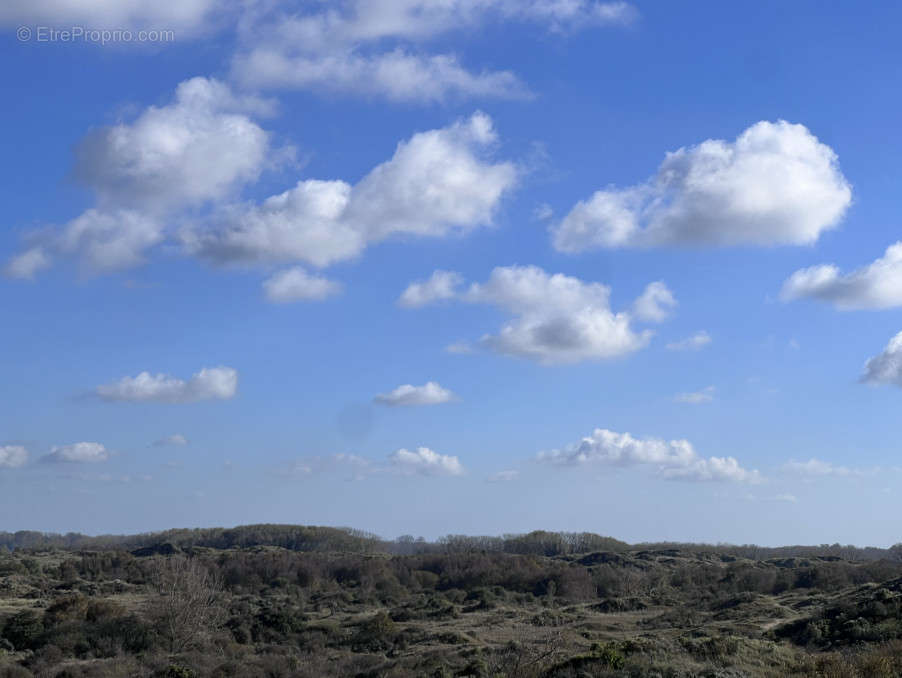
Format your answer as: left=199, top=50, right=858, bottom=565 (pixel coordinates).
left=1, top=611, right=43, bottom=651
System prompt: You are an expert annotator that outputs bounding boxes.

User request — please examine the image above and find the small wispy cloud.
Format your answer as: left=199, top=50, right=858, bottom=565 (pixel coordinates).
left=666, top=331, right=712, bottom=351
left=374, top=382, right=456, bottom=407
left=152, top=434, right=188, bottom=447
left=43, top=442, right=109, bottom=464
left=674, top=386, right=715, bottom=404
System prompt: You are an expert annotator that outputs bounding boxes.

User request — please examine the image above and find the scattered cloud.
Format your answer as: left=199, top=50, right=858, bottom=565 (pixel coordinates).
left=234, top=49, right=528, bottom=103
left=63, top=471, right=153, bottom=484
left=390, top=447, right=465, bottom=476
left=182, top=113, right=516, bottom=269
left=666, top=331, right=712, bottom=351
left=783, top=458, right=870, bottom=478
left=152, top=434, right=188, bottom=447
left=43, top=442, right=110, bottom=464
left=0, top=0, right=228, bottom=33
left=781, top=242, right=902, bottom=310
left=446, top=341, right=474, bottom=354
left=6, top=78, right=281, bottom=277
left=96, top=366, right=238, bottom=403
left=486, top=469, right=519, bottom=483
left=0, top=445, right=28, bottom=468
left=4, top=248, right=50, bottom=280
left=232, top=1, right=635, bottom=102
left=552, top=121, right=851, bottom=252
left=404, top=265, right=662, bottom=364
left=284, top=448, right=467, bottom=480
left=533, top=203, right=554, bottom=221
left=538, top=428, right=760, bottom=483
left=263, top=267, right=341, bottom=303
left=374, top=382, right=456, bottom=407
left=73, top=78, right=275, bottom=209
left=398, top=270, right=464, bottom=308
left=633, top=281, right=677, bottom=322
left=674, top=386, right=715, bottom=404
left=771, top=493, right=799, bottom=503
left=861, top=331, right=902, bottom=388
left=282, top=453, right=374, bottom=481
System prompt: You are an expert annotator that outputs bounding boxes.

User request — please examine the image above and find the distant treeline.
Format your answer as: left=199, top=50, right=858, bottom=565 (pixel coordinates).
left=1, top=524, right=900, bottom=561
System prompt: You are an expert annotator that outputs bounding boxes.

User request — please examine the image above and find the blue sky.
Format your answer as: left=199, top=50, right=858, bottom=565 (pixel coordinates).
left=2, top=1, right=902, bottom=546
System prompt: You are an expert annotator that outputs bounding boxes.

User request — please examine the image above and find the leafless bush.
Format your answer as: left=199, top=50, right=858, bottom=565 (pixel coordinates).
left=146, top=556, right=226, bottom=654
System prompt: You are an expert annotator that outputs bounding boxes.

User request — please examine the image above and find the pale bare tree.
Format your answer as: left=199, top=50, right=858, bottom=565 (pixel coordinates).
left=147, top=556, right=225, bottom=654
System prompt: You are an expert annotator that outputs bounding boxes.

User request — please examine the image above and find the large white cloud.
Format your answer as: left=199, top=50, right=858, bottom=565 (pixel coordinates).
left=183, top=113, right=516, bottom=268
left=232, top=1, right=634, bottom=101
left=6, top=78, right=277, bottom=277
left=861, top=331, right=902, bottom=388
left=96, top=366, right=238, bottom=403
left=538, top=428, right=760, bottom=483
left=390, top=447, right=465, bottom=476
left=552, top=121, right=852, bottom=252
left=74, top=77, right=273, bottom=210
left=0, top=445, right=28, bottom=468
left=263, top=267, right=341, bottom=303
left=374, top=381, right=456, bottom=406
left=43, top=442, right=109, bottom=464
left=402, top=265, right=663, bottom=364
left=781, top=242, right=902, bottom=310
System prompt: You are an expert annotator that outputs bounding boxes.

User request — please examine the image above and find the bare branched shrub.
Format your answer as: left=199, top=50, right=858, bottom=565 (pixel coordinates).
left=147, top=556, right=225, bottom=654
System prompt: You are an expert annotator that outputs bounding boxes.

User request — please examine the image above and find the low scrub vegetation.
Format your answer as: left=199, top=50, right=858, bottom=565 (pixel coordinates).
left=2, top=525, right=902, bottom=676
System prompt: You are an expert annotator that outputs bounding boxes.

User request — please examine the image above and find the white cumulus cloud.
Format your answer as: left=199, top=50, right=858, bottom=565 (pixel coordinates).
left=73, top=77, right=274, bottom=211
left=465, top=266, right=652, bottom=364
left=398, top=270, right=464, bottom=308
left=403, top=265, right=666, bottom=364
left=861, top=331, right=902, bottom=388
left=43, top=442, right=109, bottom=464
left=182, top=113, right=516, bottom=269
left=263, top=267, right=341, bottom=303
left=0, top=445, right=29, bottom=468
left=390, top=447, right=465, bottom=476
left=374, top=382, right=456, bottom=407
left=552, top=121, right=851, bottom=252
left=781, top=242, right=902, bottom=310
left=96, top=366, right=238, bottom=403
left=632, top=281, right=677, bottom=322
left=538, top=428, right=760, bottom=483
left=7, top=78, right=279, bottom=277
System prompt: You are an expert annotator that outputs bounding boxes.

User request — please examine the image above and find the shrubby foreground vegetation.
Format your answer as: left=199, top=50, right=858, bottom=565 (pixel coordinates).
left=2, top=525, right=902, bottom=677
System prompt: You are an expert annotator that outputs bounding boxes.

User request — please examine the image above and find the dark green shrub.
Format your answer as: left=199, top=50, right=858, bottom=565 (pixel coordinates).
left=2, top=611, right=44, bottom=651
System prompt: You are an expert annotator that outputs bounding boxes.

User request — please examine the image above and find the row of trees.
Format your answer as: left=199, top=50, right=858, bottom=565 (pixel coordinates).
left=3, top=524, right=901, bottom=562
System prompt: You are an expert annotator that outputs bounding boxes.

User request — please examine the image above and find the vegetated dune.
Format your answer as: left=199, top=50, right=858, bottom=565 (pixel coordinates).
left=2, top=525, right=902, bottom=677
